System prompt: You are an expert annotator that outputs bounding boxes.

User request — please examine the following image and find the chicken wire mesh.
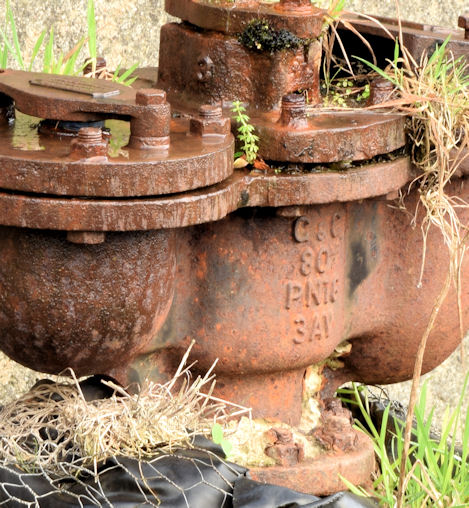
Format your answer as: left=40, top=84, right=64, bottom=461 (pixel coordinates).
left=0, top=444, right=245, bottom=507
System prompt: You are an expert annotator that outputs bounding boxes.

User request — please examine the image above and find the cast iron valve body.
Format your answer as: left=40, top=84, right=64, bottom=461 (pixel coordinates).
left=0, top=2, right=468, bottom=497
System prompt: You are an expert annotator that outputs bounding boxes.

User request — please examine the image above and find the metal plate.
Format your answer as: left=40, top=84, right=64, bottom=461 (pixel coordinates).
left=0, top=70, right=137, bottom=122
left=30, top=76, right=121, bottom=98
left=0, top=114, right=234, bottom=197
left=0, top=157, right=414, bottom=231
left=253, top=109, right=407, bottom=163
left=165, top=0, right=324, bottom=38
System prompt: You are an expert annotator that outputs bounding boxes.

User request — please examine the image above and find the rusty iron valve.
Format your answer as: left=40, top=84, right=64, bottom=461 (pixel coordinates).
left=0, top=0, right=468, bottom=497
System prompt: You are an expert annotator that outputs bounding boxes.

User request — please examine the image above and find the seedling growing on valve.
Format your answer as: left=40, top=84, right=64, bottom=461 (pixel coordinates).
left=211, top=423, right=233, bottom=459
left=231, top=100, right=259, bottom=166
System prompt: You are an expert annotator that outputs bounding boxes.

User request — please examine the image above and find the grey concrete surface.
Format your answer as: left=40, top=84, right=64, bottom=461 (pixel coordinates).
left=371, top=335, right=468, bottom=440
left=0, top=1, right=467, bottom=72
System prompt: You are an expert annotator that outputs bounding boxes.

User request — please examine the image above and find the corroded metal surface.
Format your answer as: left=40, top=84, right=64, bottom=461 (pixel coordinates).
left=253, top=109, right=406, bottom=163
left=250, top=431, right=374, bottom=496
left=0, top=3, right=468, bottom=497
left=127, top=179, right=469, bottom=424
left=340, top=14, right=469, bottom=63
left=158, top=22, right=322, bottom=113
left=0, top=112, right=234, bottom=197
left=157, top=20, right=406, bottom=162
left=0, top=158, right=413, bottom=231
left=164, top=0, right=325, bottom=38
left=0, top=227, right=176, bottom=376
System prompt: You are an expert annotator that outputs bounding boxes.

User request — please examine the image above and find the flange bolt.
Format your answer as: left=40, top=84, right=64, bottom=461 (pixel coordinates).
left=83, top=56, right=107, bottom=76
left=129, top=89, right=171, bottom=149
left=278, top=93, right=308, bottom=128
left=70, top=127, right=108, bottom=159
left=198, top=104, right=223, bottom=119
left=78, top=127, right=104, bottom=143
left=190, top=103, right=230, bottom=137
left=367, top=78, right=395, bottom=106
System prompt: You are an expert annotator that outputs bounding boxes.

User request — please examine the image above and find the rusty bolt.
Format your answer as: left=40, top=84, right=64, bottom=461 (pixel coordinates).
left=70, top=127, right=108, bottom=160
left=78, top=128, right=103, bottom=143
left=264, top=427, right=304, bottom=466
left=129, top=89, right=171, bottom=149
left=135, top=89, right=167, bottom=106
left=367, top=78, right=395, bottom=106
left=83, top=56, right=107, bottom=76
left=198, top=104, right=222, bottom=119
left=458, top=14, right=469, bottom=39
left=277, top=93, right=308, bottom=129
left=190, top=104, right=230, bottom=138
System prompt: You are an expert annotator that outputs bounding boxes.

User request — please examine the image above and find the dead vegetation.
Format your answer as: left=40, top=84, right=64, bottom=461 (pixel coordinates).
left=0, top=344, right=248, bottom=476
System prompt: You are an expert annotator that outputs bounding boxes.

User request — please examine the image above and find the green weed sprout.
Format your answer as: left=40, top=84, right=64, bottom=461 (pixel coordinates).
left=339, top=377, right=469, bottom=507
left=211, top=423, right=233, bottom=459
left=231, top=100, right=259, bottom=164
left=0, top=0, right=138, bottom=85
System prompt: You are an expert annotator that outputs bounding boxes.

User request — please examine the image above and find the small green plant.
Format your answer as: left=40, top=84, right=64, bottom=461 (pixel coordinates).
left=0, top=0, right=137, bottom=85
left=339, top=378, right=469, bottom=507
left=231, top=100, right=259, bottom=164
left=86, top=0, right=97, bottom=74
left=211, top=423, right=232, bottom=459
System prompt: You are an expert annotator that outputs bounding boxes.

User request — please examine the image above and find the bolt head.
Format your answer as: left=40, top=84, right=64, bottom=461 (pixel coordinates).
left=136, top=89, right=167, bottom=106
left=199, top=104, right=222, bottom=118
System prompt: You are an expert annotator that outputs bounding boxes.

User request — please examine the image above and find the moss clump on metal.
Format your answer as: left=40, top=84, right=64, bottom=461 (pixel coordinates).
left=238, top=19, right=310, bottom=53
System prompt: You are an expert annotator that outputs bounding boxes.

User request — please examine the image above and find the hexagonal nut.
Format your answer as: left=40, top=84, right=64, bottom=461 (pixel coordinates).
left=190, top=116, right=231, bottom=137
left=70, top=137, right=108, bottom=160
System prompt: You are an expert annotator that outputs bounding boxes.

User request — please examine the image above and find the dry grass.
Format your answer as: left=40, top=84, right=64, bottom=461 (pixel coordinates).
left=325, top=9, right=469, bottom=506
left=0, top=344, right=248, bottom=475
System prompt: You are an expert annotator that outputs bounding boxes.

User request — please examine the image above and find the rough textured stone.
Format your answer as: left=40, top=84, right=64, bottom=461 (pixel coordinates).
left=371, top=335, right=468, bottom=440
left=340, top=0, right=466, bottom=30
left=0, top=1, right=466, bottom=72
left=0, top=0, right=171, bottom=71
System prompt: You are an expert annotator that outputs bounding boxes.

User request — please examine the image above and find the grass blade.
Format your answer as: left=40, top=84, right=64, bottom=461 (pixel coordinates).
left=28, top=30, right=46, bottom=71
left=43, top=28, right=54, bottom=74
left=6, top=3, right=24, bottom=69
left=0, top=27, right=20, bottom=67
left=353, top=55, right=401, bottom=87
left=63, top=37, right=86, bottom=75
left=87, top=0, right=97, bottom=74
left=113, top=62, right=139, bottom=85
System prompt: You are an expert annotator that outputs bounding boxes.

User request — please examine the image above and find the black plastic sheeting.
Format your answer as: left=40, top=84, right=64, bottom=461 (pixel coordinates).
left=0, top=439, right=378, bottom=507
left=0, top=377, right=379, bottom=507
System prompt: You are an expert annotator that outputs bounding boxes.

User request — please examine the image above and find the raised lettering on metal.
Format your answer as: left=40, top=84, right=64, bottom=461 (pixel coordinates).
left=29, top=76, right=121, bottom=98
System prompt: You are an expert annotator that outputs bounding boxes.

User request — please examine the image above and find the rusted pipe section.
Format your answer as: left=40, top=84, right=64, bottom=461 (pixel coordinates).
left=0, top=1, right=468, bottom=497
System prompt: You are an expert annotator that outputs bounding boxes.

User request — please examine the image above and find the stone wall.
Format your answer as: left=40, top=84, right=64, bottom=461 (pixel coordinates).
left=0, top=1, right=466, bottom=71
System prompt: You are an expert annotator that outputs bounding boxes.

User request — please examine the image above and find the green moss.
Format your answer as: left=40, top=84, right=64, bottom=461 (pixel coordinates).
left=238, top=19, right=309, bottom=53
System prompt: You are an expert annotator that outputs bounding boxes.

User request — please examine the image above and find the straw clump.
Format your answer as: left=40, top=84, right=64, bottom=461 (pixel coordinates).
left=0, top=346, right=243, bottom=475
